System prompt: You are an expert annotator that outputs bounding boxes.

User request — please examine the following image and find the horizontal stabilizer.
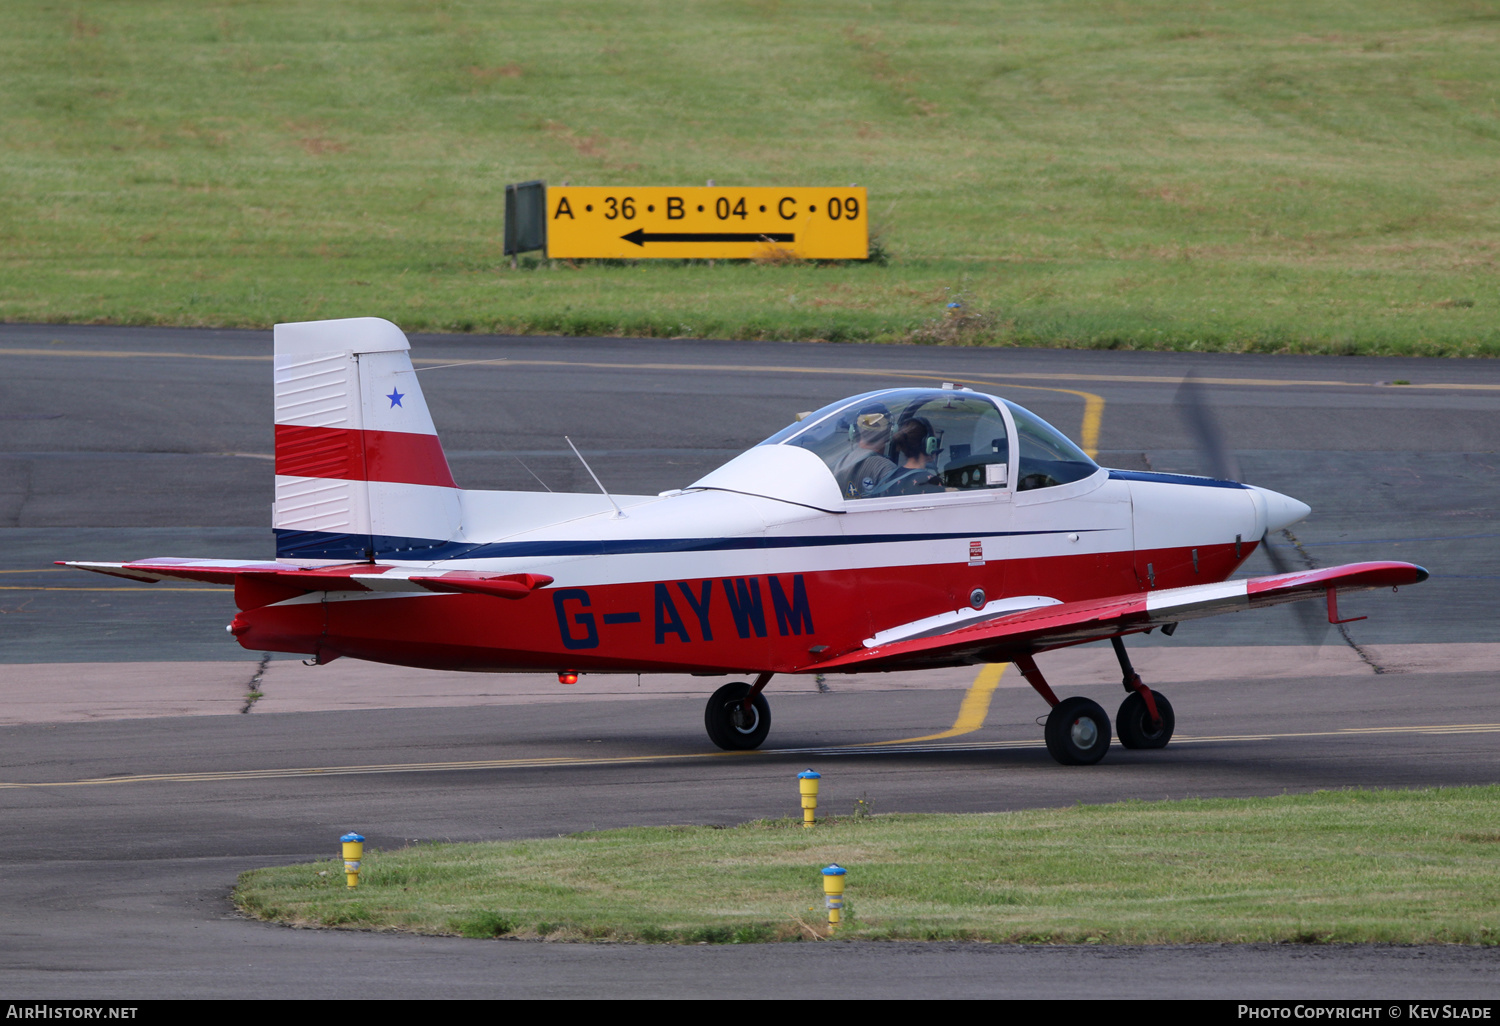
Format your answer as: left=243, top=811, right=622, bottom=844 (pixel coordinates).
left=59, top=559, right=553, bottom=606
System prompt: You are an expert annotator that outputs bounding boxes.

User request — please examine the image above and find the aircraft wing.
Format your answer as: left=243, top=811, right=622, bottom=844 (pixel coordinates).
left=806, top=561, right=1428, bottom=673
left=58, top=558, right=553, bottom=601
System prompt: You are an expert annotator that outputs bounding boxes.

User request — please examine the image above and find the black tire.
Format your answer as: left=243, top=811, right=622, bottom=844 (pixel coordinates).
left=1043, top=696, right=1111, bottom=765
left=1116, top=691, right=1175, bottom=750
left=704, top=681, right=771, bottom=751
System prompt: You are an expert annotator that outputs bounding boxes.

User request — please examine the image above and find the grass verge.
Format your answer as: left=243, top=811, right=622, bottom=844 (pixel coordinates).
left=234, top=787, right=1500, bottom=944
left=3, top=2, right=1498, bottom=354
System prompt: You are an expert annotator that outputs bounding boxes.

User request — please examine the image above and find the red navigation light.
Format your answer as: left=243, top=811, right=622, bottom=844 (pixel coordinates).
left=558, top=670, right=579, bottom=685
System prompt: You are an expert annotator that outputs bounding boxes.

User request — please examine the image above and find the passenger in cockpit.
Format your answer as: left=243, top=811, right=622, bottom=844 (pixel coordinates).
left=831, top=405, right=896, bottom=498
left=872, top=417, right=943, bottom=496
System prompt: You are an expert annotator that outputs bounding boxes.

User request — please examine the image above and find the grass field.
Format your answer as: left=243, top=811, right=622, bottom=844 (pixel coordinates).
left=3, top=1, right=1498, bottom=354
left=234, top=787, right=1500, bottom=944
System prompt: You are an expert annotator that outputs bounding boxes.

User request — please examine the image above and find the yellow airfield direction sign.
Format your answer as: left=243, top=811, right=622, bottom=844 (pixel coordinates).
left=545, top=187, right=869, bottom=260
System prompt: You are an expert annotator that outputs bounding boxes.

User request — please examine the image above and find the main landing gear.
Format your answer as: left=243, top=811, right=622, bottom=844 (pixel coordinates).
left=704, top=673, right=773, bottom=750
left=1015, top=636, right=1175, bottom=766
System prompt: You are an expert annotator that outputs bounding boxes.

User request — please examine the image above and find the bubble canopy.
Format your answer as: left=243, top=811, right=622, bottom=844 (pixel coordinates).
left=758, top=388, right=1098, bottom=499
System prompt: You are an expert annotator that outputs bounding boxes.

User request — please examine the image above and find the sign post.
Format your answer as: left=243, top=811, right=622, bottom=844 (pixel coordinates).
left=504, top=180, right=547, bottom=259
left=545, top=186, right=868, bottom=260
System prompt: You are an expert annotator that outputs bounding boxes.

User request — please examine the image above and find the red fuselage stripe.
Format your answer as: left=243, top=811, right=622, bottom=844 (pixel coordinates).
left=231, top=542, right=1253, bottom=674
left=274, top=424, right=457, bottom=488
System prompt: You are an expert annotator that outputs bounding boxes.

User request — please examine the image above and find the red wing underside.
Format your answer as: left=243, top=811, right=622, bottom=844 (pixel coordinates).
left=805, top=561, right=1428, bottom=673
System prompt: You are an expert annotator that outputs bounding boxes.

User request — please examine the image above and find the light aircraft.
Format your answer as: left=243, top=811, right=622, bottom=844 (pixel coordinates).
left=63, top=317, right=1427, bottom=765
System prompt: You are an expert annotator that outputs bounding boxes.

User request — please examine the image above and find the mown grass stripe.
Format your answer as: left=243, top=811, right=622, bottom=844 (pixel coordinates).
left=233, top=786, right=1500, bottom=945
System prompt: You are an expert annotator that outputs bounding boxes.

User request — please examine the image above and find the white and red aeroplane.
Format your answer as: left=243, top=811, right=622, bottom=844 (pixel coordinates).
left=64, top=318, right=1427, bottom=764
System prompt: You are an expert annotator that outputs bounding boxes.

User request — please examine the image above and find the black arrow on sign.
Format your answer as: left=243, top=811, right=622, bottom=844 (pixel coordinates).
left=621, top=229, right=795, bottom=247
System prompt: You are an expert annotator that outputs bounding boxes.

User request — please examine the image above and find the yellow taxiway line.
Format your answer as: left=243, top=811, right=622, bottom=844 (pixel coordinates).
left=0, top=586, right=221, bottom=592
left=417, top=357, right=1500, bottom=394
left=2, top=347, right=1494, bottom=392
left=4, top=721, right=1496, bottom=790
left=866, top=663, right=1009, bottom=744
left=6, top=346, right=1492, bottom=465
left=0, top=570, right=220, bottom=592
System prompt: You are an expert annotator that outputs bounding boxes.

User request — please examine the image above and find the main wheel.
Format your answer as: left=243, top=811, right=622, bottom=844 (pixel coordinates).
left=704, top=681, right=771, bottom=751
left=1043, top=696, right=1111, bottom=765
left=1116, top=691, right=1175, bottom=749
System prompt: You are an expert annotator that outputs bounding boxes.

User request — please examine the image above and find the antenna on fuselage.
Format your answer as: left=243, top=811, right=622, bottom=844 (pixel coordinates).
left=564, top=436, right=626, bottom=519
left=512, top=455, right=554, bottom=492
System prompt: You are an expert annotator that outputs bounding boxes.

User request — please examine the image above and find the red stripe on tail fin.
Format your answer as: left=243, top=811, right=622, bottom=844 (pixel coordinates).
left=275, top=425, right=456, bottom=488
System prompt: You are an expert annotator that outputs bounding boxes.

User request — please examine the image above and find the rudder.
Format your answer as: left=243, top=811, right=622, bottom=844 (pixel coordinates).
left=272, top=317, right=462, bottom=559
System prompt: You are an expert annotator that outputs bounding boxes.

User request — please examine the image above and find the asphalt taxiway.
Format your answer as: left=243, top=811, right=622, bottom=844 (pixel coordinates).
left=1, top=325, right=1497, bottom=997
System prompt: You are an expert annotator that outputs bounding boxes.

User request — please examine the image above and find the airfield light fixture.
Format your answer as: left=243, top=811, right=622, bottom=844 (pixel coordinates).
left=821, top=864, right=847, bottom=930
left=798, top=769, right=821, bottom=828
left=341, top=832, right=365, bottom=888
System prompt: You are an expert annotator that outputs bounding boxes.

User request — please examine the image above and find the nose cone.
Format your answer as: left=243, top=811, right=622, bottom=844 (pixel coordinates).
left=1249, top=485, right=1311, bottom=533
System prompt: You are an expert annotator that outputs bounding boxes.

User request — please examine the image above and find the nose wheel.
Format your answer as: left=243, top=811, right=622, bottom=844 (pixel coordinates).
left=1117, top=690, right=1175, bottom=749
left=704, top=679, right=772, bottom=750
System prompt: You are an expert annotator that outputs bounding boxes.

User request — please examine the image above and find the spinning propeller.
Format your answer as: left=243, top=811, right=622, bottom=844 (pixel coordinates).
left=1173, top=374, right=1331, bottom=645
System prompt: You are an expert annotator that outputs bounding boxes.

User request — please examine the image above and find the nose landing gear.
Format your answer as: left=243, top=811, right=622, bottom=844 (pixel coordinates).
left=1110, top=635, right=1175, bottom=750
left=1117, top=689, right=1175, bottom=749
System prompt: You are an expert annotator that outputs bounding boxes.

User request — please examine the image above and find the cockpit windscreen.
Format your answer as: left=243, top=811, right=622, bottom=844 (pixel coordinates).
left=1002, top=400, right=1098, bottom=490
left=761, top=389, right=1012, bottom=500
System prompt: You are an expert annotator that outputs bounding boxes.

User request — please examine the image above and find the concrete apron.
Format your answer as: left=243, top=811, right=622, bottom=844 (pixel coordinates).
left=0, top=643, right=1495, bottom=725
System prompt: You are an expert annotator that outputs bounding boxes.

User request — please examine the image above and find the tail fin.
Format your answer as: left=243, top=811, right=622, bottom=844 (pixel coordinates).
left=272, top=317, right=461, bottom=560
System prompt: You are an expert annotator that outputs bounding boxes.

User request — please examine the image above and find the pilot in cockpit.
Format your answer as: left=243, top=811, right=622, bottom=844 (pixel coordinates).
left=872, top=416, right=943, bottom=497
left=830, top=404, right=896, bottom=498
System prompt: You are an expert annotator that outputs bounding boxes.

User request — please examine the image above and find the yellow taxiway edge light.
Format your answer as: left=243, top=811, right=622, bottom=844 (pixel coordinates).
left=546, top=187, right=869, bottom=260
left=341, top=832, right=364, bottom=888
left=822, top=864, right=846, bottom=930
left=798, top=768, right=821, bottom=828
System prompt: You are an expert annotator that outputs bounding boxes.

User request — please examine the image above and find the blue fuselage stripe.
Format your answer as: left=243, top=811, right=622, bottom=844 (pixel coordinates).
left=273, top=527, right=1109, bottom=562
left=1107, top=469, right=1247, bottom=489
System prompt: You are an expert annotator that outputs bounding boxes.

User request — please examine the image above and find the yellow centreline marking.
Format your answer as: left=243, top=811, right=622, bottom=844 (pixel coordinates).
left=3, top=347, right=1493, bottom=392
left=1078, top=393, right=1105, bottom=458
left=1345, top=723, right=1500, bottom=732
left=1, top=719, right=1494, bottom=789
left=7, top=346, right=1489, bottom=457
left=0, top=749, right=756, bottom=788
left=0, top=348, right=271, bottom=361
left=0, top=586, right=221, bottom=592
left=866, top=663, right=1008, bottom=745
left=407, top=357, right=1500, bottom=394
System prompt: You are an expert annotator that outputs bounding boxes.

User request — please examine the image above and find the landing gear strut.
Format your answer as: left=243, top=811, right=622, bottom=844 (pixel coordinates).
left=1016, top=637, right=1176, bottom=764
left=1015, top=654, right=1111, bottom=765
left=1111, top=635, right=1175, bottom=750
left=704, top=673, right=772, bottom=750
